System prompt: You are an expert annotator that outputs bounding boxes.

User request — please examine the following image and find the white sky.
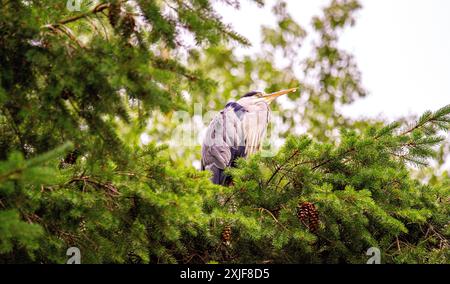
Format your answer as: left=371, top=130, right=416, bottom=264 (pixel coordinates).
left=218, top=0, right=450, bottom=120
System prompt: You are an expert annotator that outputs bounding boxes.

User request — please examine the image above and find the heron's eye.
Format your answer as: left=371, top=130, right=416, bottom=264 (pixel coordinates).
left=257, top=93, right=263, bottom=98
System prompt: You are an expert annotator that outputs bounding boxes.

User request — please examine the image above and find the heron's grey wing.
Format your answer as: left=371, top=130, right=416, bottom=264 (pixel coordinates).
left=202, top=114, right=232, bottom=170
left=202, top=105, right=246, bottom=185
left=242, top=102, right=270, bottom=156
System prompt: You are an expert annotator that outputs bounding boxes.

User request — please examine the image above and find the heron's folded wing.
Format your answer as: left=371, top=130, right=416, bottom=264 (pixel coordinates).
left=202, top=113, right=232, bottom=170
left=202, top=106, right=248, bottom=170
left=202, top=145, right=231, bottom=170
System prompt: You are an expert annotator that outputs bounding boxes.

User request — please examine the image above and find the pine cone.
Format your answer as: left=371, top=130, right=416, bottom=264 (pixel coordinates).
left=297, top=202, right=319, bottom=233
left=63, top=149, right=79, bottom=165
left=59, top=149, right=79, bottom=168
left=221, top=224, right=232, bottom=245
left=108, top=2, right=121, bottom=28
left=120, top=13, right=136, bottom=38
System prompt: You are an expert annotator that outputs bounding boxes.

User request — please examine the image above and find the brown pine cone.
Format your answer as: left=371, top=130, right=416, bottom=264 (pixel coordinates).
left=297, top=202, right=320, bottom=233
left=120, top=13, right=136, bottom=38
left=108, top=2, right=121, bottom=28
left=221, top=224, right=232, bottom=245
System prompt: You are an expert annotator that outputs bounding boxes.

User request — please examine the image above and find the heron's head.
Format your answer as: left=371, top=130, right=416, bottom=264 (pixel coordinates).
left=240, top=87, right=298, bottom=105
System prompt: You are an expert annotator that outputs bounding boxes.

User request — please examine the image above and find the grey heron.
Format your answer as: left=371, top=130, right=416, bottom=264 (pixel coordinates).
left=201, top=87, right=298, bottom=185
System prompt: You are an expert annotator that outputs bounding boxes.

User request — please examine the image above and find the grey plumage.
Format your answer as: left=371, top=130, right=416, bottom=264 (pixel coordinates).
left=201, top=88, right=298, bottom=185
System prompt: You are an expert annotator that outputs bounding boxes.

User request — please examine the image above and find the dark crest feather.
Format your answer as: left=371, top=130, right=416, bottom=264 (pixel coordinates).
left=241, top=91, right=261, bottom=98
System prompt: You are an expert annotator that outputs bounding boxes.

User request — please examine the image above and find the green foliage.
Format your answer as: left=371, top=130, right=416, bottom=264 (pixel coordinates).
left=225, top=105, right=450, bottom=263
left=0, top=0, right=246, bottom=263
left=0, top=144, right=72, bottom=261
left=0, top=0, right=449, bottom=264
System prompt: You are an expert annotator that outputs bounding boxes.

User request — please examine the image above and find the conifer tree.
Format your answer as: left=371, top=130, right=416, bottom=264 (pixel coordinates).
left=0, top=0, right=252, bottom=263
left=0, top=0, right=449, bottom=264
left=225, top=105, right=450, bottom=263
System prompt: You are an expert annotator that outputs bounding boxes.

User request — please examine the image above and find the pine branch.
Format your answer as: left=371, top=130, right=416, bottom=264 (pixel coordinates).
left=268, top=106, right=450, bottom=182
left=0, top=142, right=73, bottom=182
left=68, top=175, right=120, bottom=196
left=266, top=149, right=299, bottom=185
left=311, top=147, right=356, bottom=171
left=166, top=0, right=250, bottom=45
left=41, top=3, right=111, bottom=48
left=1, top=108, right=27, bottom=155
left=400, top=104, right=450, bottom=136
left=57, top=3, right=110, bottom=26
left=151, top=56, right=201, bottom=82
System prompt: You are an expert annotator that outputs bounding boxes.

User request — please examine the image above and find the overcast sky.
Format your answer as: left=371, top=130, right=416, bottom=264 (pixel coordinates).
left=218, top=0, right=450, bottom=120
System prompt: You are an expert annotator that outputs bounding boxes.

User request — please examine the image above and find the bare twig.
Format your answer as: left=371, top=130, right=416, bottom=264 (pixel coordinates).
left=68, top=176, right=119, bottom=196
left=266, top=150, right=300, bottom=185
left=254, top=207, right=291, bottom=232
left=60, top=3, right=110, bottom=26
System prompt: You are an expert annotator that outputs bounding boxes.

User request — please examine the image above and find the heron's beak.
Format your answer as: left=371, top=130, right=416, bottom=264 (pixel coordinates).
left=263, top=87, right=298, bottom=103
